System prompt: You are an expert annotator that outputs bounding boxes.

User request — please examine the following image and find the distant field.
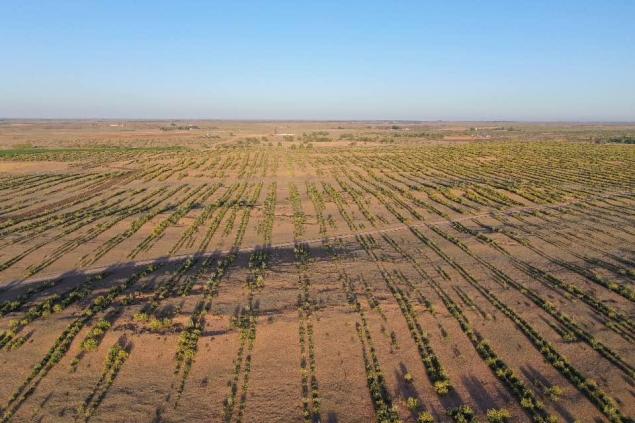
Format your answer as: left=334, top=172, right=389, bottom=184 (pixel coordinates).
left=0, top=121, right=633, bottom=422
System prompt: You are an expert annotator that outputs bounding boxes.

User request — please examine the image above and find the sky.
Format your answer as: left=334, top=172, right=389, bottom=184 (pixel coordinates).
left=1, top=1, right=634, bottom=121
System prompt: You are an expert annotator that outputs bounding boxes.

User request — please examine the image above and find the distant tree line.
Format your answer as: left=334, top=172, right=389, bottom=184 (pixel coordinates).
left=160, top=123, right=200, bottom=131
left=594, top=135, right=635, bottom=144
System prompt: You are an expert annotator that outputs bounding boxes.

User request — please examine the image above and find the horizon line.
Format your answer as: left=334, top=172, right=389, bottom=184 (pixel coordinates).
left=1, top=117, right=635, bottom=125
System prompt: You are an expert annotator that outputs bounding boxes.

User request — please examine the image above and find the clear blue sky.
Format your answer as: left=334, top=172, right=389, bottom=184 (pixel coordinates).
left=1, top=1, right=633, bottom=121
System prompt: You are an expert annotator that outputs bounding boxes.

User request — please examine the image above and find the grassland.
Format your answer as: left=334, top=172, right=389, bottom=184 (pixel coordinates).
left=0, top=120, right=633, bottom=422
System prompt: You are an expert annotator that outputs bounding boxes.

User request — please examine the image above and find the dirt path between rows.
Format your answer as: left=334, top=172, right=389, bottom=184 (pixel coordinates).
left=6, top=189, right=633, bottom=288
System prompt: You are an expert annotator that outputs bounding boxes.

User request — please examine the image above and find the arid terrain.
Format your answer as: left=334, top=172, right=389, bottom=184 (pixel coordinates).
left=0, top=120, right=633, bottom=423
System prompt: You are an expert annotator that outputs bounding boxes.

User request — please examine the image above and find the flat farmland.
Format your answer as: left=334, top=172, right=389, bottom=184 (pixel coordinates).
left=0, top=121, right=633, bottom=423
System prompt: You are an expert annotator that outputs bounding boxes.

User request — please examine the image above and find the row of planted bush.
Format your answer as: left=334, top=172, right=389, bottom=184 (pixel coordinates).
left=436, top=223, right=634, bottom=379
left=410, top=226, right=629, bottom=422
left=1, top=264, right=158, bottom=422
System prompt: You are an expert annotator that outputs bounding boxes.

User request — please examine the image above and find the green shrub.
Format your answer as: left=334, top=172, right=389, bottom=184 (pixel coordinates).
left=81, top=338, right=98, bottom=352
left=486, top=408, right=511, bottom=422
left=418, top=411, right=434, bottom=423
left=548, top=385, right=564, bottom=401
left=448, top=405, right=476, bottom=422
left=434, top=380, right=451, bottom=395
left=407, top=396, right=420, bottom=411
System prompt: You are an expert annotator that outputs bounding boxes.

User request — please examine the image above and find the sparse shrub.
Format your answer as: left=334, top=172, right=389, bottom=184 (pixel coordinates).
left=486, top=408, right=511, bottom=422
left=448, top=405, right=476, bottom=422
left=548, top=385, right=564, bottom=401
left=81, top=338, right=98, bottom=352
left=149, top=317, right=172, bottom=332
left=407, top=396, right=420, bottom=411
left=520, top=396, right=534, bottom=409
left=434, top=380, right=451, bottom=395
